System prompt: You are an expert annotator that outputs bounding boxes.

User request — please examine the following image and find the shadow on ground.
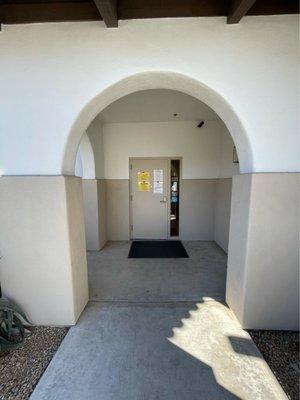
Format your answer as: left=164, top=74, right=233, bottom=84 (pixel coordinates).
left=30, top=299, right=286, bottom=400
left=30, top=301, right=241, bottom=400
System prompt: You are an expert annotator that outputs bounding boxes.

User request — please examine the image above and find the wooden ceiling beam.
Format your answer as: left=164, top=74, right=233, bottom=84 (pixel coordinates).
left=93, top=0, right=118, bottom=27
left=227, top=0, right=257, bottom=24
left=0, top=0, right=298, bottom=26
left=0, top=2, right=101, bottom=24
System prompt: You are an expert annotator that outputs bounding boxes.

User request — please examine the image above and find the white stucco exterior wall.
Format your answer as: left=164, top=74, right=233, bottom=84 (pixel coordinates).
left=0, top=15, right=298, bottom=330
left=0, top=16, right=298, bottom=176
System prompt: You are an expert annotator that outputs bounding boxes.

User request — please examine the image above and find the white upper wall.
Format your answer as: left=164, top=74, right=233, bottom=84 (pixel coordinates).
left=103, top=120, right=236, bottom=179
left=0, top=16, right=298, bottom=175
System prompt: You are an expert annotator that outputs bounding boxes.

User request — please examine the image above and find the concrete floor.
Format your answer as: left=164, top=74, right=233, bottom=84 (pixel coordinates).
left=30, top=242, right=287, bottom=400
left=88, top=241, right=227, bottom=302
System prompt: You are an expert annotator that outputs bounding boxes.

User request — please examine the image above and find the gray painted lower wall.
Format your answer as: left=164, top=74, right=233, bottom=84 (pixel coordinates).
left=97, top=179, right=107, bottom=248
left=226, top=174, right=252, bottom=326
left=227, top=173, right=299, bottom=330
left=214, top=179, right=232, bottom=253
left=105, top=179, right=130, bottom=240
left=82, top=179, right=107, bottom=250
left=82, top=180, right=100, bottom=251
left=2, top=173, right=297, bottom=330
left=66, top=178, right=89, bottom=320
left=0, top=176, right=88, bottom=325
left=181, top=180, right=216, bottom=240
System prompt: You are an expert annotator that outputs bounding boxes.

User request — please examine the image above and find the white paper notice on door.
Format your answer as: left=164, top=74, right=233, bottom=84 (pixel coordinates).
left=153, top=169, right=163, bottom=194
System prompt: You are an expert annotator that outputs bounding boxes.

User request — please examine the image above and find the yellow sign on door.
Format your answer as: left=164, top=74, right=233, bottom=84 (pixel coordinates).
left=137, top=171, right=150, bottom=191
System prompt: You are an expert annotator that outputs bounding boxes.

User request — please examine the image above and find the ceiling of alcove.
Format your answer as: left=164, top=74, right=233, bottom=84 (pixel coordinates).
left=98, top=89, right=221, bottom=124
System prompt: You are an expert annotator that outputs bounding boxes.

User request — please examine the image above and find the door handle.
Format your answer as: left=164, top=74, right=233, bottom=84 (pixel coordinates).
left=160, top=196, right=167, bottom=203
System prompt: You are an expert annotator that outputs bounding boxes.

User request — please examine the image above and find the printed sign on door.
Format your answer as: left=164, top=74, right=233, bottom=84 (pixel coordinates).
left=153, top=169, right=163, bottom=194
left=137, top=171, right=151, bottom=191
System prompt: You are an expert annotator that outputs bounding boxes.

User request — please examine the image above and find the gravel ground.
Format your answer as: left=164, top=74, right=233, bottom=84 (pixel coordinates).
left=0, top=327, right=68, bottom=400
left=249, top=330, right=299, bottom=400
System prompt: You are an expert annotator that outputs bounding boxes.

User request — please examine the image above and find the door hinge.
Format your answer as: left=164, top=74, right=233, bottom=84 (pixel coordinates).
left=130, top=224, right=133, bottom=231
left=130, top=164, right=132, bottom=170
left=130, top=195, right=133, bottom=201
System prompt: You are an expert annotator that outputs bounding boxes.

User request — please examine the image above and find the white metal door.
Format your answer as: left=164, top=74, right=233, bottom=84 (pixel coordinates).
left=130, top=158, right=169, bottom=239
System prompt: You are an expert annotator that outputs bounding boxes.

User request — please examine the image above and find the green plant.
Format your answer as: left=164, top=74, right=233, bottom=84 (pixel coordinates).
left=0, top=284, right=32, bottom=354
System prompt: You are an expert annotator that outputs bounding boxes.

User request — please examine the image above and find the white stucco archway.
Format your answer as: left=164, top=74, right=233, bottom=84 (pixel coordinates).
left=63, top=71, right=253, bottom=176
left=62, top=71, right=253, bottom=326
left=62, top=72, right=254, bottom=329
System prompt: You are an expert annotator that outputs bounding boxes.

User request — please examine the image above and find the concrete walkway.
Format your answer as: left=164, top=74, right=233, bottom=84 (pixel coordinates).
left=30, top=242, right=287, bottom=400
left=88, top=241, right=227, bottom=302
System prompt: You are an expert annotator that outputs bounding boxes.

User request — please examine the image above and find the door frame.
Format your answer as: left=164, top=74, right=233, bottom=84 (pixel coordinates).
left=129, top=157, right=182, bottom=240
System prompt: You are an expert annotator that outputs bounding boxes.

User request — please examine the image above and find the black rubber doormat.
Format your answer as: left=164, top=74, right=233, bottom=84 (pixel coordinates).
left=128, top=240, right=189, bottom=258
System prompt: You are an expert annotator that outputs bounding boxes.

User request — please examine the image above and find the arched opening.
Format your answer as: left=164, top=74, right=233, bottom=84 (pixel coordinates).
left=72, top=82, right=246, bottom=312
left=69, top=72, right=251, bottom=255
left=64, top=71, right=253, bottom=176
left=51, top=71, right=284, bottom=342
left=0, top=71, right=255, bottom=330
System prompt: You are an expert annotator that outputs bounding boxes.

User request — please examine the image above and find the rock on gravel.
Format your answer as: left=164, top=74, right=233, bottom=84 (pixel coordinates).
left=0, top=326, right=68, bottom=400
left=249, top=330, right=299, bottom=400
